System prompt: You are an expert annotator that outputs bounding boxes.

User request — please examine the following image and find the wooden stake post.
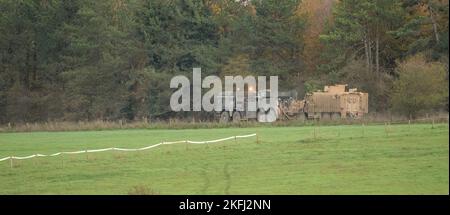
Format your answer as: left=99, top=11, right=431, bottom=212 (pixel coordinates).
left=384, top=122, right=388, bottom=136
left=362, top=123, right=365, bottom=138
left=313, top=124, right=317, bottom=140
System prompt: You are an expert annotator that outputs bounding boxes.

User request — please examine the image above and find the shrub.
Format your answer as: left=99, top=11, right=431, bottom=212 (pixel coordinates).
left=390, top=54, right=449, bottom=118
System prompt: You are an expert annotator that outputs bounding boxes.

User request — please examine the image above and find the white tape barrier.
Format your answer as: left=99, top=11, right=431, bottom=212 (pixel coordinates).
left=0, top=133, right=256, bottom=162
left=0, top=157, right=11, bottom=162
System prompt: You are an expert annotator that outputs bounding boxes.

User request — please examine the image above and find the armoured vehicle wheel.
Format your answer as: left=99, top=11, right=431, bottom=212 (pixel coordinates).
left=232, top=111, right=241, bottom=123
left=257, top=108, right=278, bottom=122
left=257, top=110, right=264, bottom=122
left=321, top=112, right=331, bottom=121
left=220, top=112, right=230, bottom=123
left=331, top=112, right=341, bottom=120
left=296, top=113, right=306, bottom=122
left=348, top=112, right=357, bottom=119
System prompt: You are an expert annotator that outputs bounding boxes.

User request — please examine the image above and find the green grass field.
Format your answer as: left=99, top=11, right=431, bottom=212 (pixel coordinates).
left=0, top=123, right=448, bottom=194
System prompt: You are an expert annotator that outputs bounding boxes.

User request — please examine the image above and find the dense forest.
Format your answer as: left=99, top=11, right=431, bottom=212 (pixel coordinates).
left=0, top=0, right=448, bottom=124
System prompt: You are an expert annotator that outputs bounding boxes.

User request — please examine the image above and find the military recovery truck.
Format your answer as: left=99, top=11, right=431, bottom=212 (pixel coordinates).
left=215, top=84, right=368, bottom=122
left=215, top=90, right=279, bottom=123
left=279, top=84, right=368, bottom=120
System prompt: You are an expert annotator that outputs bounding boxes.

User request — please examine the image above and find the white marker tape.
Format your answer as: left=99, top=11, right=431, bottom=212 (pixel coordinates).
left=0, top=133, right=256, bottom=162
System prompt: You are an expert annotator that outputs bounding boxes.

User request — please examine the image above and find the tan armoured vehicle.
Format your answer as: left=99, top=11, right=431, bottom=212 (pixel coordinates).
left=279, top=84, right=368, bottom=120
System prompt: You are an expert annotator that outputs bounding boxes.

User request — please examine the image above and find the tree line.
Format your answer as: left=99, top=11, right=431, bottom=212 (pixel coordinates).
left=0, top=0, right=448, bottom=124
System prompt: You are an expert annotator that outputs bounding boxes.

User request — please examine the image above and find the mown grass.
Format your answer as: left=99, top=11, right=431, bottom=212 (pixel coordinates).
left=0, top=123, right=448, bottom=194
